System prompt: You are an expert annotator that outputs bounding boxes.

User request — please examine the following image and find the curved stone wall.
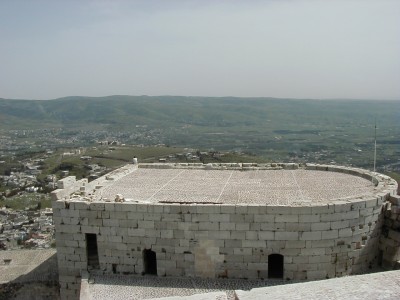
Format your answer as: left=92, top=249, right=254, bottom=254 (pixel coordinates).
left=52, top=163, right=398, bottom=299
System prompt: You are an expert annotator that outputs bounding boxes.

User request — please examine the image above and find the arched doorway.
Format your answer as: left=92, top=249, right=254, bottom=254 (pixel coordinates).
left=143, top=249, right=157, bottom=275
left=268, top=254, right=284, bottom=279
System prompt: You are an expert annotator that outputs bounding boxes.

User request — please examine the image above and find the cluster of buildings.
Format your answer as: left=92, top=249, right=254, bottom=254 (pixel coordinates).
left=0, top=207, right=55, bottom=250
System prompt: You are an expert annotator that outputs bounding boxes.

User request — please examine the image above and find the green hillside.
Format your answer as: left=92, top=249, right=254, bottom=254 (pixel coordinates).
left=0, top=96, right=399, bottom=169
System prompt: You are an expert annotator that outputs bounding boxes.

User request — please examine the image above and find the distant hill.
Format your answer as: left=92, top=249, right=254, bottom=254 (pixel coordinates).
left=1, top=95, right=398, bottom=130
left=1, top=95, right=399, bottom=169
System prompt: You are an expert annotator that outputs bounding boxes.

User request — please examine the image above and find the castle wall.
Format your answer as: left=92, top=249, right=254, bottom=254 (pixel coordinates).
left=54, top=196, right=391, bottom=299
left=52, top=164, right=398, bottom=299
left=380, top=195, right=400, bottom=269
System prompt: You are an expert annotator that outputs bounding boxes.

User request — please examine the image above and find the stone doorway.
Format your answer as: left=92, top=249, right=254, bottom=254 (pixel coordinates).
left=268, top=254, right=284, bottom=279
left=143, top=249, right=157, bottom=275
left=86, top=234, right=99, bottom=269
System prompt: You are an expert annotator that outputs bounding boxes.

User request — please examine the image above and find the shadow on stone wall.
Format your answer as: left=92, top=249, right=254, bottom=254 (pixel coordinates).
left=351, top=206, right=385, bottom=276
left=0, top=252, right=60, bottom=300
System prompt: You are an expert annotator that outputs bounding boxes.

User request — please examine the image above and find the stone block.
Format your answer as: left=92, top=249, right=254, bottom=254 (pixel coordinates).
left=138, top=220, right=155, bottom=229
left=260, top=223, right=284, bottom=231
left=220, top=205, right=236, bottom=213
left=258, top=231, right=274, bottom=240
left=339, top=228, right=353, bottom=238
left=275, top=232, right=298, bottom=240
left=104, top=203, right=115, bottom=211
left=59, top=224, right=81, bottom=234
left=103, top=219, right=119, bottom=227
left=301, top=247, right=326, bottom=256
left=220, top=222, right=236, bottom=230
left=297, top=263, right=318, bottom=271
left=321, top=229, right=339, bottom=240
left=89, top=202, right=105, bottom=211
left=292, top=206, right=313, bottom=214
left=79, top=210, right=98, bottom=218
left=119, top=219, right=138, bottom=228
left=233, top=248, right=252, bottom=256
left=136, top=204, right=149, bottom=212
left=334, top=201, right=353, bottom=212
left=307, top=270, right=327, bottom=280
left=128, top=228, right=146, bottom=237
left=309, top=255, right=331, bottom=263
left=342, top=210, right=360, bottom=220
left=109, top=211, right=128, bottom=219
left=331, top=220, right=349, bottom=230
left=280, top=248, right=301, bottom=256
left=61, top=209, right=80, bottom=218
left=199, top=222, right=219, bottom=230
left=299, top=214, right=320, bottom=222
left=235, top=206, right=248, bottom=214
left=116, top=202, right=136, bottom=212
left=320, top=213, right=342, bottom=222
left=300, top=231, right=322, bottom=241
left=365, top=198, right=378, bottom=208
left=209, top=230, right=230, bottom=239
left=286, top=223, right=311, bottom=231
left=311, top=222, right=330, bottom=231
left=312, top=205, right=335, bottom=214
left=197, top=205, right=221, bottom=214
left=72, top=201, right=89, bottom=210
left=236, top=223, right=250, bottom=231
left=81, top=225, right=100, bottom=234
left=285, top=240, right=306, bottom=248
left=254, top=214, right=275, bottom=222
left=209, top=213, right=230, bottom=222
left=275, top=214, right=298, bottom=223
left=242, top=240, right=266, bottom=248
left=247, top=205, right=267, bottom=214
left=231, top=231, right=246, bottom=240
left=87, top=218, right=102, bottom=226
left=127, top=212, right=145, bottom=220
left=311, top=239, right=334, bottom=248
left=267, top=206, right=291, bottom=214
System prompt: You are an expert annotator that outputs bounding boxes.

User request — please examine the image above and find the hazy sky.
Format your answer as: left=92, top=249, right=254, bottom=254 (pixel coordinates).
left=1, top=0, right=399, bottom=100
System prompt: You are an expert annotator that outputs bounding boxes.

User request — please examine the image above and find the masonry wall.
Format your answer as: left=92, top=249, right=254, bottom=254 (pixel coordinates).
left=52, top=163, right=398, bottom=299
left=380, top=194, right=400, bottom=269
left=54, top=195, right=392, bottom=299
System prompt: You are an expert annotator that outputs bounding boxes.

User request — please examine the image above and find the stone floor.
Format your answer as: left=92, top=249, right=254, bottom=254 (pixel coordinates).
left=0, top=249, right=57, bottom=283
left=84, top=270, right=400, bottom=300
left=95, top=168, right=375, bottom=205
left=236, top=269, right=400, bottom=299
left=85, top=275, right=287, bottom=300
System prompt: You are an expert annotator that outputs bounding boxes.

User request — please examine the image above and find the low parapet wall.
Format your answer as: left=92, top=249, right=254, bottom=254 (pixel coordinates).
left=51, top=176, right=88, bottom=201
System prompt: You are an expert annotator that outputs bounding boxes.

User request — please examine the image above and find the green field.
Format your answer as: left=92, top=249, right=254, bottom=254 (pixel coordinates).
left=0, top=96, right=399, bottom=170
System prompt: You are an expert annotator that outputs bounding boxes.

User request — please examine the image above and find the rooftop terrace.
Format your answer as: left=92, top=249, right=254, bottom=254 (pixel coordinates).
left=92, top=164, right=376, bottom=205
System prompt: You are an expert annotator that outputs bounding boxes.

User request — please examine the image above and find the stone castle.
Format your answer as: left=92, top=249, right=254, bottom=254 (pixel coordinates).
left=51, top=163, right=399, bottom=299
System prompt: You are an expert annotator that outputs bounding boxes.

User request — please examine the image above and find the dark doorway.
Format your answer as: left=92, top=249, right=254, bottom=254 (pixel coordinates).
left=143, top=249, right=157, bottom=275
left=86, top=234, right=99, bottom=269
left=268, top=254, right=284, bottom=279
left=378, top=250, right=383, bottom=267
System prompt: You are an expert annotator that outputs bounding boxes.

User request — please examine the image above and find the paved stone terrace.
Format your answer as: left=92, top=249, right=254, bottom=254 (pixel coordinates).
left=95, top=168, right=375, bottom=205
left=85, top=274, right=287, bottom=300
left=235, top=269, right=400, bottom=299
left=0, top=249, right=57, bottom=283
left=84, top=270, right=400, bottom=300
